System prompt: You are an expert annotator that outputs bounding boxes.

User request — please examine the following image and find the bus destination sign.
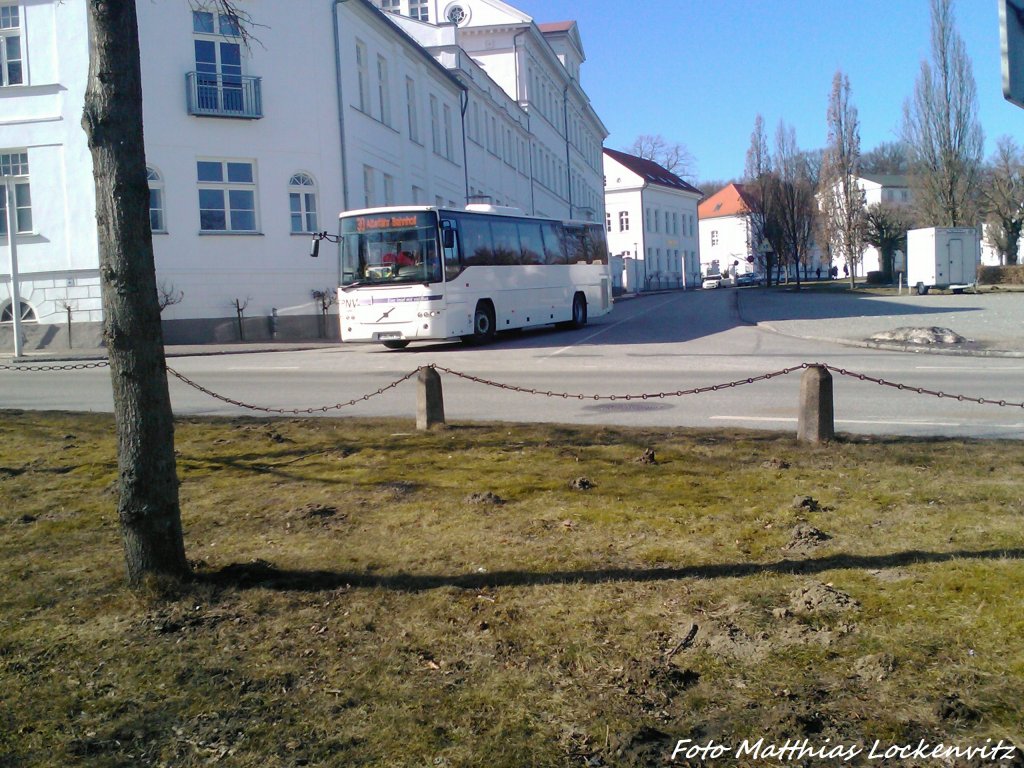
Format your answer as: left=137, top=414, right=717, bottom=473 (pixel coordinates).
left=354, top=214, right=422, bottom=233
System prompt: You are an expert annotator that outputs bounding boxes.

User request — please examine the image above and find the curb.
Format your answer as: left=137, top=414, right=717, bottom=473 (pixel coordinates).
left=0, top=342, right=337, bottom=365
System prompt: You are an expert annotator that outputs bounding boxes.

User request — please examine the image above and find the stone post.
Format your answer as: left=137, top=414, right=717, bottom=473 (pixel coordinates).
left=797, top=365, right=834, bottom=443
left=417, top=367, right=445, bottom=430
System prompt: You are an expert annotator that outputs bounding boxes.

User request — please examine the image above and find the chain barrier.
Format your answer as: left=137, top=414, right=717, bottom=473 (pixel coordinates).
left=0, top=360, right=110, bottom=372
left=428, top=363, right=812, bottom=401
left=819, top=363, right=1024, bottom=409
left=165, top=366, right=421, bottom=414
left=3, top=358, right=1023, bottom=412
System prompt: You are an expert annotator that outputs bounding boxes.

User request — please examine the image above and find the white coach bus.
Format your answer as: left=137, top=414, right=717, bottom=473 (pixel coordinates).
left=314, top=205, right=612, bottom=349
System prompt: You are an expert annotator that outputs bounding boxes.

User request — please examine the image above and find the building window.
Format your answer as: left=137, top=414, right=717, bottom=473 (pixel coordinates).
left=618, top=211, right=629, bottom=232
left=288, top=172, right=318, bottom=233
left=376, top=55, right=391, bottom=125
left=1, top=299, right=35, bottom=324
left=355, top=41, right=369, bottom=112
left=197, top=159, right=257, bottom=232
left=147, top=167, right=166, bottom=233
left=1, top=4, right=23, bottom=86
left=406, top=77, right=419, bottom=142
left=409, top=0, right=428, bottom=21
left=383, top=173, right=394, bottom=206
left=442, top=104, right=453, bottom=159
left=0, top=151, right=31, bottom=235
left=192, top=10, right=245, bottom=113
left=429, top=95, right=440, bottom=154
left=363, top=165, right=375, bottom=208
left=381, top=0, right=400, bottom=13
left=606, top=212, right=611, bottom=233
left=711, top=230, right=719, bottom=246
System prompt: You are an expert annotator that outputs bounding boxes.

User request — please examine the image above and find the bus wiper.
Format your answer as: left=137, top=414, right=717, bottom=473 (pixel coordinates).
left=341, top=281, right=368, bottom=292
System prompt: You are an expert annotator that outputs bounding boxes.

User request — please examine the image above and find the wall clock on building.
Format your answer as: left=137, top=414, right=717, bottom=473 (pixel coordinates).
left=444, top=3, right=470, bottom=25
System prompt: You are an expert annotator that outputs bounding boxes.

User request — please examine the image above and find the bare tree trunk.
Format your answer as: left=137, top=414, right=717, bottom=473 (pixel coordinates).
left=83, top=0, right=188, bottom=587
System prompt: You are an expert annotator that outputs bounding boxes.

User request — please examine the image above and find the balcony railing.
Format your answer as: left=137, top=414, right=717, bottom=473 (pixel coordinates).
left=186, top=72, right=263, bottom=119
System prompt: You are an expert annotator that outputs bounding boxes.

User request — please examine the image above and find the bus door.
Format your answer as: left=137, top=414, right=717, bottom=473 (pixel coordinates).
left=440, top=218, right=470, bottom=336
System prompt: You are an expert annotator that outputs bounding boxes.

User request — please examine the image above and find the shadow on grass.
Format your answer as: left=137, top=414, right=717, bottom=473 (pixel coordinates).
left=202, top=548, right=1024, bottom=593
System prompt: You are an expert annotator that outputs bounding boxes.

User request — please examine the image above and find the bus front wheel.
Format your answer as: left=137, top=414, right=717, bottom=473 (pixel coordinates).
left=463, top=301, right=496, bottom=345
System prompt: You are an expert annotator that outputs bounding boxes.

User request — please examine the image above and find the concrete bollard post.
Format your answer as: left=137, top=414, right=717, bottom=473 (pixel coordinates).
left=797, top=365, right=834, bottom=444
left=416, top=367, right=445, bottom=430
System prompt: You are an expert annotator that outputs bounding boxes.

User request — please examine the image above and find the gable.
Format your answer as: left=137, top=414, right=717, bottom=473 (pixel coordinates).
left=447, top=0, right=531, bottom=27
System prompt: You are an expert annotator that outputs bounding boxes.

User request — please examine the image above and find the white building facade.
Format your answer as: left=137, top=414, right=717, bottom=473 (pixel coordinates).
left=1, top=0, right=606, bottom=349
left=603, top=148, right=702, bottom=291
left=697, top=183, right=758, bottom=279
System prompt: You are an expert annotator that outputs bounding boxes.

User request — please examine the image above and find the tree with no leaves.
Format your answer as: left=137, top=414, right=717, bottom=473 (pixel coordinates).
left=820, top=71, right=866, bottom=288
left=865, top=202, right=915, bottom=281
left=82, top=0, right=249, bottom=587
left=979, top=136, right=1024, bottom=265
left=902, top=0, right=984, bottom=228
left=743, top=115, right=783, bottom=286
left=626, top=134, right=696, bottom=181
left=83, top=0, right=188, bottom=587
left=772, top=122, right=819, bottom=288
left=861, top=141, right=909, bottom=176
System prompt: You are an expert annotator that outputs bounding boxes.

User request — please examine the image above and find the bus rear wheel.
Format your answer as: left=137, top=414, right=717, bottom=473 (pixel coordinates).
left=462, top=301, right=496, bottom=345
left=382, top=340, right=410, bottom=349
left=558, top=293, right=587, bottom=330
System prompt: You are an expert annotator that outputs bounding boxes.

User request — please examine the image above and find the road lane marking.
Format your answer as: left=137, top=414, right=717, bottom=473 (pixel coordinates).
left=226, top=366, right=301, bottom=371
left=915, top=365, right=1024, bottom=371
left=710, top=416, right=1024, bottom=429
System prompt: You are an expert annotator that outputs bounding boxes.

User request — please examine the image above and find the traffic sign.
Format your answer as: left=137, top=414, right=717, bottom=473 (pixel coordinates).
left=1001, top=0, right=1024, bottom=108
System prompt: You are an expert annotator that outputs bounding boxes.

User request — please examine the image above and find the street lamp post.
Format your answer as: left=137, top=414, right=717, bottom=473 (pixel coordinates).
left=3, top=175, right=24, bottom=357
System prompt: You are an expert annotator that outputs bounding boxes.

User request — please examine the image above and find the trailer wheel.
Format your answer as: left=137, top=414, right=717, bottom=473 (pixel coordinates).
left=382, top=340, right=410, bottom=350
left=916, top=282, right=929, bottom=296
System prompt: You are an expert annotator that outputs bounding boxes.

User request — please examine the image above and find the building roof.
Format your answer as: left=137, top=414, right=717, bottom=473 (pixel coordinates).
left=537, top=20, right=575, bottom=32
left=603, top=147, right=702, bottom=195
left=858, top=172, right=909, bottom=188
left=698, top=182, right=758, bottom=219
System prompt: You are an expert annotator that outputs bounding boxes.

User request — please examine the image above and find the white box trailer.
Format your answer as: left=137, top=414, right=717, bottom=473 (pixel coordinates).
left=906, top=227, right=981, bottom=294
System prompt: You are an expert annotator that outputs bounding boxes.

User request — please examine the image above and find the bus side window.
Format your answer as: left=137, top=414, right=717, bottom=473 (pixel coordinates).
left=518, top=221, right=545, bottom=265
left=541, top=222, right=566, bottom=264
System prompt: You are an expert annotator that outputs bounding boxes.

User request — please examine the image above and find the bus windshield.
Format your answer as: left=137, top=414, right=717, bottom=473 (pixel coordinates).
left=340, top=211, right=442, bottom=286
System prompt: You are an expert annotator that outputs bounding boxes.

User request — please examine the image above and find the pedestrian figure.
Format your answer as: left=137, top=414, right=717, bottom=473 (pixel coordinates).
left=843, top=264, right=849, bottom=278
left=816, top=267, right=821, bottom=281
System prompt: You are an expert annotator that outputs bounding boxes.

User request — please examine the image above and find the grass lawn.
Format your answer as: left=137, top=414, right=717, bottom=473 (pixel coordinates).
left=2, top=410, right=1023, bottom=767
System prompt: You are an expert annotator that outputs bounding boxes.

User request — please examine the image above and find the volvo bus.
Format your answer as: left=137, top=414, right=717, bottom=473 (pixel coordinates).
left=314, top=205, right=612, bottom=349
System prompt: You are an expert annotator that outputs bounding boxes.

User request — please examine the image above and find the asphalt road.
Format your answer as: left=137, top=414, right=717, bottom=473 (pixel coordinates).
left=3, top=289, right=1023, bottom=439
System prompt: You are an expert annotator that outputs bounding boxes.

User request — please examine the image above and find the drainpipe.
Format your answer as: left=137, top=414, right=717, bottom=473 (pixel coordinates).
left=3, top=177, right=23, bottom=356
left=512, top=29, right=535, bottom=215
left=563, top=80, right=572, bottom=219
left=458, top=53, right=470, bottom=205
left=332, top=0, right=352, bottom=284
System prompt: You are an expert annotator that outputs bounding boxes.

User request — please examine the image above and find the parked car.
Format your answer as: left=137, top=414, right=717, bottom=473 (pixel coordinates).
left=735, top=272, right=761, bottom=287
left=702, top=273, right=722, bottom=289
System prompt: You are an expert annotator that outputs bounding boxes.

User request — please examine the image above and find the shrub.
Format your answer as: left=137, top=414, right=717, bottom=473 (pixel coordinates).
left=978, top=265, right=1024, bottom=285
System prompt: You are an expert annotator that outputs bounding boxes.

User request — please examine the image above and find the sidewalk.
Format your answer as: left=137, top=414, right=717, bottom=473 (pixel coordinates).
left=737, top=287, right=1024, bottom=358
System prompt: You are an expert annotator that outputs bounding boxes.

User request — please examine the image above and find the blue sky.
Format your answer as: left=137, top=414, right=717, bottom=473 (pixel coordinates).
left=511, top=0, right=1021, bottom=184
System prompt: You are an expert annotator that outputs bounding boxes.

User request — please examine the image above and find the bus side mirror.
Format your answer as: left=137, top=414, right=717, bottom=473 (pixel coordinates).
left=442, top=229, right=455, bottom=249
left=310, top=238, right=320, bottom=258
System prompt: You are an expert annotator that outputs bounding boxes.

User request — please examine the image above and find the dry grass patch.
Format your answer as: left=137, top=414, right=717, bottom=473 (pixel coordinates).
left=2, top=410, right=1024, bottom=767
